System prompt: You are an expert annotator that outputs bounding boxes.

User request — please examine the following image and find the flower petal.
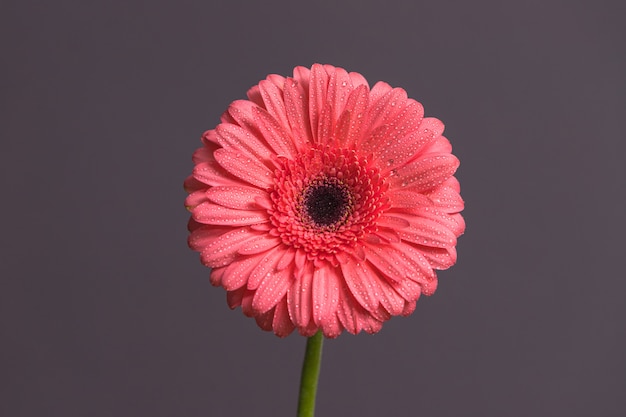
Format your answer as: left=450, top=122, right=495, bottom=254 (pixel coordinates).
left=340, top=260, right=380, bottom=313
left=190, top=227, right=260, bottom=268
left=222, top=253, right=265, bottom=291
left=425, top=185, right=464, bottom=213
left=252, top=105, right=297, bottom=159
left=395, top=208, right=465, bottom=240
left=287, top=262, right=314, bottom=330
left=246, top=246, right=284, bottom=290
left=396, top=214, right=458, bottom=248
left=366, top=101, right=426, bottom=171
left=185, top=190, right=209, bottom=209
left=238, top=235, right=282, bottom=255
left=258, top=79, right=290, bottom=131
left=205, top=186, right=270, bottom=210
left=192, top=201, right=269, bottom=226
left=215, top=121, right=272, bottom=162
left=392, top=153, right=459, bottom=192
left=209, top=266, right=225, bottom=287
left=283, top=77, right=313, bottom=150
left=337, top=84, right=369, bottom=148
left=361, top=87, right=408, bottom=140
left=308, top=64, right=330, bottom=142
left=226, top=286, right=246, bottom=309
left=419, top=246, right=457, bottom=270
left=336, top=285, right=384, bottom=335
left=366, top=242, right=436, bottom=286
left=213, top=148, right=273, bottom=189
left=368, top=81, right=393, bottom=104
left=388, top=189, right=433, bottom=210
left=272, top=298, right=295, bottom=337
left=326, top=66, right=353, bottom=124
left=252, top=267, right=291, bottom=313
left=192, top=160, right=242, bottom=188
left=311, top=265, right=340, bottom=327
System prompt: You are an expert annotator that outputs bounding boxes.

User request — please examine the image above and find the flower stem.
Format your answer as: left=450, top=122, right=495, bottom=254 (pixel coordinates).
left=297, top=331, right=324, bottom=417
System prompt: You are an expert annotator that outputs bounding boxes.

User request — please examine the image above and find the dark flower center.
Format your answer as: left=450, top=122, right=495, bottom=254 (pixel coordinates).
left=302, top=178, right=352, bottom=227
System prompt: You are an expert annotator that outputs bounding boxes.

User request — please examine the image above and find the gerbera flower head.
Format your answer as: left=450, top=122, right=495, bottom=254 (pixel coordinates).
left=185, top=64, right=464, bottom=338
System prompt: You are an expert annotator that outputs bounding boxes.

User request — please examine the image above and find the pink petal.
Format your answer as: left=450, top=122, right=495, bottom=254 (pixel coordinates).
left=213, top=148, right=273, bottom=189
left=361, top=87, right=408, bottom=140
left=364, top=101, right=426, bottom=171
left=272, top=298, right=295, bottom=337
left=388, top=276, right=422, bottom=302
left=335, top=284, right=358, bottom=334
left=183, top=176, right=205, bottom=193
left=292, top=66, right=311, bottom=89
left=308, top=63, right=330, bottom=142
left=276, top=247, right=296, bottom=271
left=425, top=185, right=464, bottom=213
left=348, top=71, right=369, bottom=89
left=192, top=145, right=214, bottom=165
left=209, top=266, right=225, bottom=287
left=299, top=320, right=320, bottom=337
left=190, top=227, right=260, bottom=268
left=311, top=265, right=340, bottom=327
left=389, top=189, right=433, bottom=210
left=340, top=260, right=381, bottom=313
left=266, top=74, right=286, bottom=88
left=287, top=262, right=314, bottom=329
left=422, top=135, right=452, bottom=154
left=258, top=79, right=290, bottom=134
left=336, top=285, right=384, bottom=335
left=226, top=287, right=246, bottom=309
left=252, top=267, right=291, bottom=313
left=368, top=81, right=393, bottom=104
left=254, top=308, right=274, bottom=331
left=419, top=246, right=456, bottom=270
left=222, top=253, right=265, bottom=291
left=340, top=261, right=390, bottom=322
left=205, top=185, right=270, bottom=210
left=376, top=215, right=411, bottom=229
left=317, top=101, right=334, bottom=145
left=376, top=278, right=407, bottom=315
left=192, top=160, right=243, bottom=188
left=366, top=241, right=435, bottom=286
left=246, top=246, right=284, bottom=290
left=392, top=153, right=459, bottom=192
left=246, top=85, right=263, bottom=107
left=336, top=84, right=369, bottom=149
left=418, top=117, right=445, bottom=141
left=192, top=201, right=269, bottom=227
left=396, top=207, right=465, bottom=238
left=396, top=214, right=458, bottom=248
left=402, top=300, right=417, bottom=316
left=320, top=315, right=342, bottom=338
left=374, top=228, right=401, bottom=243
left=241, top=289, right=255, bottom=316
left=238, top=235, right=282, bottom=255
left=252, top=105, right=297, bottom=159
left=358, top=313, right=384, bottom=334
left=326, top=66, right=353, bottom=125
left=283, top=77, right=313, bottom=150
left=215, top=121, right=272, bottom=161
left=185, top=190, right=209, bottom=209
left=201, top=129, right=220, bottom=146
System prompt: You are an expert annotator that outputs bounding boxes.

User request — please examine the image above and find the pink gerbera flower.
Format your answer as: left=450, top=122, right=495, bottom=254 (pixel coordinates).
left=185, top=64, right=464, bottom=338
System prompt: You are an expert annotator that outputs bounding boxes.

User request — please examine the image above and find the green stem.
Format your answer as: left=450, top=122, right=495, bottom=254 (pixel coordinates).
left=297, top=331, right=324, bottom=417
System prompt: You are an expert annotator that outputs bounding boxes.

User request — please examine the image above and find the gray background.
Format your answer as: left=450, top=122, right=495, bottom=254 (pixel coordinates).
left=2, top=1, right=625, bottom=416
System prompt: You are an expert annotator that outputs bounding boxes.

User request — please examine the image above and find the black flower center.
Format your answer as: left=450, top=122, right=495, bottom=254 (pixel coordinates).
left=303, top=178, right=352, bottom=227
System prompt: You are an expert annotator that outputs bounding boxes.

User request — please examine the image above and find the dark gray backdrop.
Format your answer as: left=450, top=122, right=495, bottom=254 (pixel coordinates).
left=2, top=1, right=625, bottom=416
